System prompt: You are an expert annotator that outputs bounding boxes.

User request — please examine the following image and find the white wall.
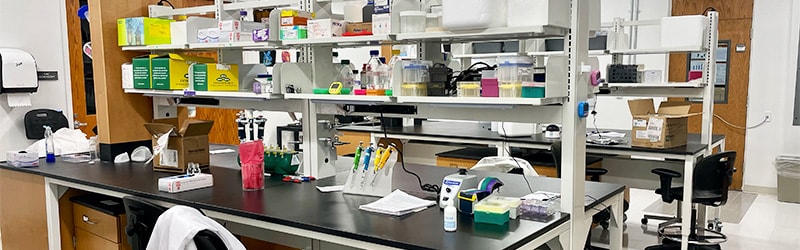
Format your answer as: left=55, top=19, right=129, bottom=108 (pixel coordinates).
left=743, top=0, right=800, bottom=190
left=0, top=0, right=73, bottom=161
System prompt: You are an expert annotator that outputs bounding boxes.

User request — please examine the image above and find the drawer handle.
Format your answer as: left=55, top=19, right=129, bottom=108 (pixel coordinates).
left=82, top=215, right=97, bottom=225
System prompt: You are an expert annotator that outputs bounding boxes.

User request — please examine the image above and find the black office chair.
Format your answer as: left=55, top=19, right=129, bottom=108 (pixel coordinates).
left=643, top=151, right=736, bottom=250
left=123, top=196, right=228, bottom=250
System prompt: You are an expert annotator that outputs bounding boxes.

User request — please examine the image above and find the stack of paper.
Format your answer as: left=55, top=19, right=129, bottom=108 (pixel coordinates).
left=359, top=190, right=437, bottom=216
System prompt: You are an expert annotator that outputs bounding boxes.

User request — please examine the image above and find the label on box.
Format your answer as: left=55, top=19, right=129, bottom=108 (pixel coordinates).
left=518, top=68, right=532, bottom=76
left=632, top=119, right=648, bottom=128
left=636, top=130, right=649, bottom=139
left=646, top=117, right=664, bottom=142
left=161, top=149, right=179, bottom=167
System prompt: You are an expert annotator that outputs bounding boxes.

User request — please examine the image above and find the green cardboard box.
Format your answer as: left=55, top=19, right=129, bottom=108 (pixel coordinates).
left=132, top=55, right=157, bottom=89
left=151, top=54, right=215, bottom=90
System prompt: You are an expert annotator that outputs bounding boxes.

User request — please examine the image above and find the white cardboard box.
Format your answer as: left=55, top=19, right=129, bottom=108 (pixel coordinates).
left=219, top=20, right=267, bottom=33
left=122, top=63, right=133, bottom=89
left=372, top=14, right=391, bottom=35
left=308, top=19, right=346, bottom=38
left=158, top=173, right=214, bottom=193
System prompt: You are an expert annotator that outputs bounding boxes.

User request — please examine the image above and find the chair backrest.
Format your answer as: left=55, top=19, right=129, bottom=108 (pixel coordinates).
left=693, top=151, right=737, bottom=206
left=123, top=196, right=167, bottom=250
left=24, top=109, right=69, bottom=140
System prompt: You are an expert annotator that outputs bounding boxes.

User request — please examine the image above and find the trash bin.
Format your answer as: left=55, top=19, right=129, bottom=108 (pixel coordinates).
left=774, top=155, right=800, bottom=203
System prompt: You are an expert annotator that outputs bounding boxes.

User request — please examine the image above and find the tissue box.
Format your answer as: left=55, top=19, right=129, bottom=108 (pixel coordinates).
left=308, top=19, right=346, bottom=38
left=252, top=29, right=270, bottom=42
left=219, top=31, right=245, bottom=43
left=219, top=20, right=266, bottom=33
left=197, top=28, right=220, bottom=43
left=372, top=14, right=391, bottom=35
left=6, top=151, right=39, bottom=168
left=280, top=26, right=308, bottom=40
left=122, top=63, right=133, bottom=89
left=117, top=17, right=173, bottom=46
left=150, top=54, right=215, bottom=90
left=144, top=119, right=214, bottom=173
left=192, top=63, right=239, bottom=91
left=158, top=173, right=214, bottom=193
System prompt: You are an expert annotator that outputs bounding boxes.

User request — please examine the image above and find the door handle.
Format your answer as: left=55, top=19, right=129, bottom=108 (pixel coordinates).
left=74, top=120, right=88, bottom=127
left=82, top=215, right=97, bottom=225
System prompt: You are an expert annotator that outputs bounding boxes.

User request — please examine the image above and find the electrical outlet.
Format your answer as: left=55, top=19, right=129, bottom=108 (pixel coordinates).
left=764, top=111, right=772, bottom=123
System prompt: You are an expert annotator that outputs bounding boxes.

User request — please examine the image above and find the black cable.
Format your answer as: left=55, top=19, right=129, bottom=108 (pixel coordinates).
left=379, top=110, right=440, bottom=193
left=499, top=125, right=535, bottom=193
left=585, top=194, right=610, bottom=212
left=157, top=0, right=175, bottom=8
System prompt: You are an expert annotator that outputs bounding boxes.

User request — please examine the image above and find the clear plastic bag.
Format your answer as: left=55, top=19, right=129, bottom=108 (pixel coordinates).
left=774, top=155, right=800, bottom=179
left=471, top=156, right=538, bottom=176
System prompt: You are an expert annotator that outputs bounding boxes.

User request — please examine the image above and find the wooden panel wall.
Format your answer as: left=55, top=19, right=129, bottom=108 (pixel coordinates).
left=195, top=108, right=240, bottom=145
left=670, top=0, right=754, bottom=189
left=0, top=169, right=49, bottom=250
left=88, top=0, right=155, bottom=144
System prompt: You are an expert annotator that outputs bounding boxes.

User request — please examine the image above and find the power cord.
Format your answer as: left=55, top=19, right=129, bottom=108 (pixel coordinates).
left=714, top=114, right=769, bottom=130
left=584, top=194, right=610, bottom=212
left=499, top=125, right=535, bottom=193
left=378, top=111, right=440, bottom=193
left=157, top=0, right=175, bottom=8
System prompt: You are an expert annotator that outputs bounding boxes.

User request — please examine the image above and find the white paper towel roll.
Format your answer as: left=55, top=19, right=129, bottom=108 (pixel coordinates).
left=7, top=93, right=32, bottom=107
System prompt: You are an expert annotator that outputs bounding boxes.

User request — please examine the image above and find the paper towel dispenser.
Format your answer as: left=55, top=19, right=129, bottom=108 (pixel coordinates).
left=0, top=48, right=38, bottom=94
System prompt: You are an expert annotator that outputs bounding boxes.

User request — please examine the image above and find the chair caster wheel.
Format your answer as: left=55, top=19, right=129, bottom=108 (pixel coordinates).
left=641, top=218, right=648, bottom=225
left=624, top=214, right=628, bottom=222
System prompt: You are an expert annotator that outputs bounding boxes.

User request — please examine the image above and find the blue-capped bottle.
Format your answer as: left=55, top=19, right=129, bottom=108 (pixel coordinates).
left=44, top=126, right=56, bottom=163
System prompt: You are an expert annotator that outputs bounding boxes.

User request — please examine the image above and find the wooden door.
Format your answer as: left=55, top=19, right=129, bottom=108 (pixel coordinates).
left=67, top=0, right=98, bottom=137
left=670, top=0, right=753, bottom=190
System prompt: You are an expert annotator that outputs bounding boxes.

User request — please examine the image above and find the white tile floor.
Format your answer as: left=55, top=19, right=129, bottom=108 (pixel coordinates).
left=592, top=188, right=800, bottom=249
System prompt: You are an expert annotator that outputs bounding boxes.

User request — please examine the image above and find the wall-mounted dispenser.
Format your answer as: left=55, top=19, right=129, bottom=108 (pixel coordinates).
left=0, top=48, right=38, bottom=107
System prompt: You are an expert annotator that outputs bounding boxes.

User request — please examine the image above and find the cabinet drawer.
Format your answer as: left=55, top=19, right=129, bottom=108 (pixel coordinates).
left=337, top=131, right=372, bottom=156
left=73, top=203, right=121, bottom=243
left=436, top=157, right=480, bottom=169
left=75, top=227, right=122, bottom=250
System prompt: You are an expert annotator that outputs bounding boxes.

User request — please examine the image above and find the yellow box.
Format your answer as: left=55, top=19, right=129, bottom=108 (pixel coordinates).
left=280, top=9, right=314, bottom=18
left=192, top=64, right=240, bottom=91
left=150, top=54, right=215, bottom=90
left=117, top=17, right=173, bottom=46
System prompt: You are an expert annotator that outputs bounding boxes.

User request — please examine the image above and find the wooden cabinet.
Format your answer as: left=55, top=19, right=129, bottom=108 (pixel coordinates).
left=436, top=157, right=480, bottom=169
left=337, top=131, right=372, bottom=156
left=72, top=198, right=130, bottom=250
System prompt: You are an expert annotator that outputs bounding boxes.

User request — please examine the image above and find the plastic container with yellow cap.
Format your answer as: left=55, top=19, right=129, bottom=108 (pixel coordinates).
left=474, top=199, right=510, bottom=225
left=457, top=81, right=481, bottom=97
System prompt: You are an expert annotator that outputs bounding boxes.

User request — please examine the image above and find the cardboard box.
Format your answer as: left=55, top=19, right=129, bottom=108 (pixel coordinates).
left=280, top=9, right=314, bottom=18
left=158, top=173, right=214, bottom=193
left=308, top=19, right=346, bottom=38
left=192, top=63, right=239, bottom=91
left=117, top=17, right=173, bottom=46
left=219, top=20, right=266, bottom=33
left=122, top=63, right=133, bottom=89
left=6, top=151, right=39, bottom=168
left=150, top=54, right=215, bottom=90
left=144, top=119, right=214, bottom=173
left=281, top=16, right=309, bottom=26
left=628, top=99, right=698, bottom=149
left=132, top=55, right=157, bottom=89
left=253, top=28, right=270, bottom=42
left=197, top=28, right=220, bottom=43
left=280, top=26, right=308, bottom=40
left=346, top=22, right=372, bottom=34
left=219, top=31, right=243, bottom=43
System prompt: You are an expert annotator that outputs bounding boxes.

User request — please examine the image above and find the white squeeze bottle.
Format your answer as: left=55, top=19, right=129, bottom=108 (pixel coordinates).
left=444, top=199, right=457, bottom=232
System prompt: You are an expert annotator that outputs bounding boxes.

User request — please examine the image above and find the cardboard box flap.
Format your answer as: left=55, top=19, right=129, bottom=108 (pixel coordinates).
left=657, top=102, right=693, bottom=116
left=628, top=99, right=656, bottom=116
left=179, top=120, right=214, bottom=137
left=144, top=123, right=177, bottom=137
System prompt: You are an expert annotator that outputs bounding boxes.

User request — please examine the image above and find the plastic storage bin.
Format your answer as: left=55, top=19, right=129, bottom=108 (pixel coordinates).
left=457, top=81, right=481, bottom=97
left=497, top=56, right=533, bottom=98
left=400, top=11, right=426, bottom=33
left=521, top=82, right=546, bottom=98
left=401, top=61, right=429, bottom=96
left=442, top=0, right=507, bottom=30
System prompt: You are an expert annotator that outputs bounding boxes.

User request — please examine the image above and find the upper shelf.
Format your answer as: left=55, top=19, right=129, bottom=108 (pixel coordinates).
left=281, top=35, right=393, bottom=47
left=124, top=89, right=282, bottom=100
left=396, top=96, right=564, bottom=107
left=395, top=26, right=567, bottom=43
left=121, top=44, right=188, bottom=51
left=607, top=47, right=706, bottom=55
left=603, top=82, right=708, bottom=98
left=188, top=41, right=282, bottom=50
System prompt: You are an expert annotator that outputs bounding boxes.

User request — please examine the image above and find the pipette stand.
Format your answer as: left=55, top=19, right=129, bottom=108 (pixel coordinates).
left=343, top=153, right=398, bottom=197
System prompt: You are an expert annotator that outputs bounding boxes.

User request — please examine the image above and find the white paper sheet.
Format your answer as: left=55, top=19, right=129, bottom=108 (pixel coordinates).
left=7, top=93, right=31, bottom=107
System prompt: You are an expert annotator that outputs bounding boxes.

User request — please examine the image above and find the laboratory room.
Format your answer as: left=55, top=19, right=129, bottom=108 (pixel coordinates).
left=2, top=0, right=800, bottom=249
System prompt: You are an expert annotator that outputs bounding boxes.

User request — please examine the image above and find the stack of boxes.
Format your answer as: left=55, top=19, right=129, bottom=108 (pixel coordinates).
left=198, top=20, right=266, bottom=43
left=280, top=9, right=312, bottom=40
left=129, top=53, right=239, bottom=92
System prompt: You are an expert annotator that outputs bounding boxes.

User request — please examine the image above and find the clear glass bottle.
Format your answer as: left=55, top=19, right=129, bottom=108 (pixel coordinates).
left=377, top=57, right=391, bottom=90
left=44, top=126, right=55, bottom=163
left=338, top=60, right=356, bottom=90
left=366, top=50, right=382, bottom=89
